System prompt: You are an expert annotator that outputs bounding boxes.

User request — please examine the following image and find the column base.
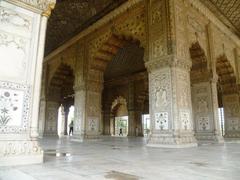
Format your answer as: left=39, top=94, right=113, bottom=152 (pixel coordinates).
left=147, top=132, right=197, bottom=148
left=195, top=132, right=224, bottom=144
left=0, top=140, right=43, bottom=166
left=43, top=132, right=58, bottom=137
left=224, top=132, right=240, bottom=138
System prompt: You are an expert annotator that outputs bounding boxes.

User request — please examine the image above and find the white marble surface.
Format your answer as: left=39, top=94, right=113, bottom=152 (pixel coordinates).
left=0, top=136, right=240, bottom=180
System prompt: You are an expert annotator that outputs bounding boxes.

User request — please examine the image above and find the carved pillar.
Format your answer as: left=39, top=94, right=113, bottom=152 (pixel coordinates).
left=223, top=94, right=240, bottom=138
left=44, top=101, right=59, bottom=136
left=38, top=64, right=48, bottom=138
left=63, top=105, right=69, bottom=135
left=71, top=41, right=87, bottom=141
left=135, top=110, right=144, bottom=136
left=128, top=81, right=136, bottom=136
left=110, top=113, right=115, bottom=135
left=72, top=87, right=86, bottom=141
left=191, top=79, right=223, bottom=142
left=145, top=0, right=197, bottom=147
left=85, top=69, right=103, bottom=139
left=103, top=110, right=111, bottom=135
left=0, top=0, right=55, bottom=165
left=59, top=104, right=65, bottom=136
left=30, top=15, right=48, bottom=138
left=38, top=98, right=46, bottom=138
left=146, top=62, right=197, bottom=147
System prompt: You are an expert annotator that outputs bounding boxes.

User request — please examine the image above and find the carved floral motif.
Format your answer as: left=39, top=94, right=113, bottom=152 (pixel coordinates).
left=0, top=81, right=30, bottom=134
left=152, top=38, right=165, bottom=58
left=152, top=70, right=171, bottom=108
left=0, top=140, right=42, bottom=157
left=155, top=112, right=168, bottom=130
left=180, top=111, right=191, bottom=130
left=198, top=116, right=210, bottom=130
left=88, top=117, right=98, bottom=132
left=0, top=6, right=31, bottom=30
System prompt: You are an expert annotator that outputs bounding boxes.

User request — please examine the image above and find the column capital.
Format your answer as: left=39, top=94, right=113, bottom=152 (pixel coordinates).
left=41, top=2, right=56, bottom=17
left=145, top=55, right=192, bottom=72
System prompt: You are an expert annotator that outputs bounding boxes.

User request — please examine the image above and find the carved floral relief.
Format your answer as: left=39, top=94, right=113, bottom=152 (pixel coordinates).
left=0, top=6, right=31, bottom=30
left=180, top=111, right=191, bottom=130
left=88, top=117, right=98, bottom=132
left=0, top=31, right=28, bottom=82
left=0, top=89, right=23, bottom=126
left=0, top=81, right=30, bottom=133
left=198, top=116, right=210, bottom=131
left=155, top=112, right=168, bottom=130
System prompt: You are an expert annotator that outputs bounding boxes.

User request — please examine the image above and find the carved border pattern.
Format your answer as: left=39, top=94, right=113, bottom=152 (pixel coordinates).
left=6, top=0, right=56, bottom=12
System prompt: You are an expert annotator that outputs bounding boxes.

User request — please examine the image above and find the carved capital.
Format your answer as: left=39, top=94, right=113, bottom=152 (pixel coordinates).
left=145, top=55, right=192, bottom=72
left=41, top=2, right=55, bottom=17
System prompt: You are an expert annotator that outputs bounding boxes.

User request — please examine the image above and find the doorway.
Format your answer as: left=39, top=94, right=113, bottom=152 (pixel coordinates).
left=115, top=116, right=128, bottom=136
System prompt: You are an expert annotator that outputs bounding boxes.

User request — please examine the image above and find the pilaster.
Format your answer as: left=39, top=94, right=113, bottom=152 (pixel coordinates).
left=103, top=109, right=111, bottom=135
left=71, top=41, right=88, bottom=142
left=0, top=0, right=55, bottom=166
left=44, top=101, right=59, bottom=136
left=128, top=81, right=136, bottom=136
left=71, top=86, right=86, bottom=142
left=191, top=79, right=223, bottom=143
left=223, top=94, right=240, bottom=138
left=63, top=105, right=70, bottom=135
left=85, top=69, right=103, bottom=139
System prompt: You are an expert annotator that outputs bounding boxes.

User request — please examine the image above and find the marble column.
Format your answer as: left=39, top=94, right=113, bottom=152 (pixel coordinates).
left=64, top=106, right=69, bottom=135
left=38, top=98, right=46, bottom=138
left=145, top=0, right=197, bottom=147
left=146, top=58, right=197, bottom=148
left=110, top=114, right=115, bottom=136
left=44, top=101, right=59, bottom=136
left=103, top=110, right=111, bottom=135
left=223, top=94, right=240, bottom=138
left=0, top=0, right=55, bottom=166
left=85, top=88, right=102, bottom=139
left=128, top=81, right=136, bottom=136
left=128, top=110, right=136, bottom=136
left=59, top=105, right=65, bottom=136
left=71, top=87, right=86, bottom=142
left=192, top=80, right=223, bottom=142
left=135, top=110, right=144, bottom=136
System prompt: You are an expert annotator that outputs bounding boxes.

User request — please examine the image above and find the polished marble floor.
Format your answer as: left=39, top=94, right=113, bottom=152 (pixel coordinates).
left=1, top=136, right=240, bottom=180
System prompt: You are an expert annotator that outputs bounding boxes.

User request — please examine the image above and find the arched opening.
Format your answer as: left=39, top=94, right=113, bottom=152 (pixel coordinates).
left=111, top=96, right=128, bottom=136
left=92, top=34, right=148, bottom=137
left=216, top=54, right=239, bottom=137
left=189, top=42, right=209, bottom=83
left=45, top=64, right=75, bottom=137
left=67, top=105, right=75, bottom=136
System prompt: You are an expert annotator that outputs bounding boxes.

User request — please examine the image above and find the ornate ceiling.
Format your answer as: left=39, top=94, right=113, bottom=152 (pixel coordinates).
left=45, top=0, right=240, bottom=56
left=104, top=43, right=145, bottom=80
left=200, top=0, right=240, bottom=36
left=45, top=0, right=126, bottom=55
